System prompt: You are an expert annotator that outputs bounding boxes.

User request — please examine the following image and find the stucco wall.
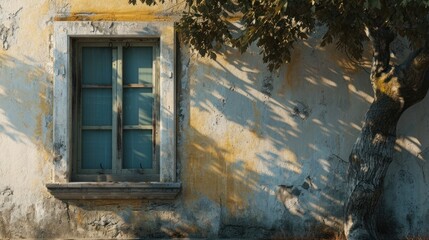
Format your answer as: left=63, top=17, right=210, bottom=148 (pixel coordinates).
left=0, top=0, right=429, bottom=239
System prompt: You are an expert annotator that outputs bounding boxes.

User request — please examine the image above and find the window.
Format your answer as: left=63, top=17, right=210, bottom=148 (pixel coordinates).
left=47, top=21, right=179, bottom=200
left=72, top=39, right=160, bottom=182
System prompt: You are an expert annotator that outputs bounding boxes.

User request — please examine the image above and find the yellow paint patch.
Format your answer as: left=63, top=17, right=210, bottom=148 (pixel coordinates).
left=182, top=126, right=227, bottom=203
left=69, top=0, right=168, bottom=13
left=183, top=109, right=260, bottom=217
left=225, top=135, right=259, bottom=215
left=18, top=0, right=52, bottom=53
left=54, top=12, right=172, bottom=22
left=56, top=0, right=181, bottom=21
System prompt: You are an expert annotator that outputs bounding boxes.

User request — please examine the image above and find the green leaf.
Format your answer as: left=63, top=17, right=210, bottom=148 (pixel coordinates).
left=129, top=0, right=429, bottom=71
left=367, top=0, right=381, bottom=9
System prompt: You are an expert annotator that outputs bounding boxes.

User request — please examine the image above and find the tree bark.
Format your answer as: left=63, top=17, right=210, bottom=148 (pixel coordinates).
left=344, top=94, right=401, bottom=240
left=344, top=28, right=429, bottom=240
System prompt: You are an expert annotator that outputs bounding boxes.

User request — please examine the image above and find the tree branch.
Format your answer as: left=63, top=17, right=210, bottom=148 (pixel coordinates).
left=397, top=45, right=429, bottom=108
left=367, top=26, right=395, bottom=80
left=408, top=45, right=429, bottom=73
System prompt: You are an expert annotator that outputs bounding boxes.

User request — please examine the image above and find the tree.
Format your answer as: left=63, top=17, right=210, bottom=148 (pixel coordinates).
left=130, top=0, right=429, bottom=239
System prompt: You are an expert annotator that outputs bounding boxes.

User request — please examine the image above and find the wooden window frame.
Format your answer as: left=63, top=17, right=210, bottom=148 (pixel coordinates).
left=72, top=39, right=160, bottom=182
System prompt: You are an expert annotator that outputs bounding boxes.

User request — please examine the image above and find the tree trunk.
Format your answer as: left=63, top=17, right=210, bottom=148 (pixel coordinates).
left=344, top=93, right=401, bottom=240
left=344, top=29, right=429, bottom=239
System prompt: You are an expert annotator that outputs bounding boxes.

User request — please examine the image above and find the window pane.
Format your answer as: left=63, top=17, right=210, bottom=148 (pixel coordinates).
left=82, top=89, right=112, bottom=126
left=123, top=88, right=153, bottom=125
left=123, top=130, right=153, bottom=169
left=123, top=47, right=153, bottom=85
left=81, top=130, right=112, bottom=169
left=82, top=47, right=112, bottom=85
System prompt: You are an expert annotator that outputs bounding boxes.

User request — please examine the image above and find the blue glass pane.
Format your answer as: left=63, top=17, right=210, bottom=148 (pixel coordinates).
left=123, top=130, right=153, bottom=169
left=123, top=88, right=153, bottom=125
left=82, top=130, right=112, bottom=169
left=123, top=47, right=153, bottom=85
left=82, top=89, right=112, bottom=126
left=82, top=47, right=112, bottom=85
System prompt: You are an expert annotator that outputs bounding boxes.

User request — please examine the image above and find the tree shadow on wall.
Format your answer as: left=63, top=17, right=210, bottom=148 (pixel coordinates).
left=172, top=37, right=365, bottom=239
left=0, top=53, right=61, bottom=239
left=0, top=32, right=426, bottom=239
left=169, top=34, right=429, bottom=239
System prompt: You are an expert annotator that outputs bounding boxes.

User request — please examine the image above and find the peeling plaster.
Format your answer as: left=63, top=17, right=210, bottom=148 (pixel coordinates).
left=0, top=6, right=22, bottom=50
left=89, top=21, right=116, bottom=34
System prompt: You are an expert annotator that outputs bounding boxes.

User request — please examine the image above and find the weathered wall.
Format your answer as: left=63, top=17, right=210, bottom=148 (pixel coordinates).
left=0, top=0, right=429, bottom=239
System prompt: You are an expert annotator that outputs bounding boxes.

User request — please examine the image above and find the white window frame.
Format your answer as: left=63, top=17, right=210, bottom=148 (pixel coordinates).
left=48, top=21, right=178, bottom=199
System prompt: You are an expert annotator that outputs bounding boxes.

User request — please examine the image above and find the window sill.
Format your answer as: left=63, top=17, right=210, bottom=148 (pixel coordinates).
left=46, top=182, right=181, bottom=200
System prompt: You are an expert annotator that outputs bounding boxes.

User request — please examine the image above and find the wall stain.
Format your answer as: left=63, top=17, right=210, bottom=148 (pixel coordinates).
left=34, top=72, right=53, bottom=164
left=250, top=101, right=263, bottom=139
left=324, top=44, right=371, bottom=75
left=54, top=12, right=172, bottom=22
left=278, top=47, right=302, bottom=95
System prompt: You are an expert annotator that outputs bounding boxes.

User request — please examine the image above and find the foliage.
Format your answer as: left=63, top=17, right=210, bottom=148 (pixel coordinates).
left=129, top=0, right=429, bottom=71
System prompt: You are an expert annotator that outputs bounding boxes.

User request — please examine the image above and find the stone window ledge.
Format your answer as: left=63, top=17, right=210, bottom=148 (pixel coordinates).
left=46, top=182, right=181, bottom=200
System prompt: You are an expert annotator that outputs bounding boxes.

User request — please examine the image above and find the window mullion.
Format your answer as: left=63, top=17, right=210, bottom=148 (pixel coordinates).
left=112, top=47, right=119, bottom=174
